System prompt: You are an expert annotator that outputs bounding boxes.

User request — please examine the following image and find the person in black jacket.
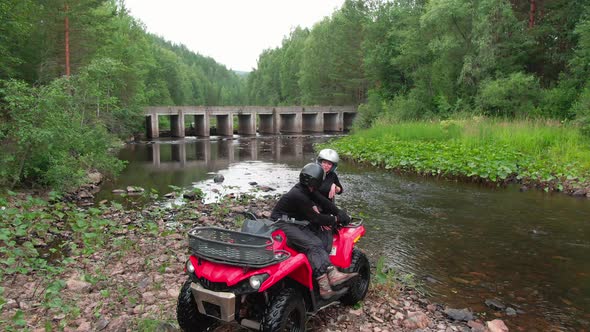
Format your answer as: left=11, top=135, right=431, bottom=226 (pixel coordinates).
left=317, top=149, right=343, bottom=201
left=271, top=163, right=356, bottom=299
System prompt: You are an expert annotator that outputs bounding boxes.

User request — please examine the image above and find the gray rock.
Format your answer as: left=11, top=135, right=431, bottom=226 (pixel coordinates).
left=485, top=299, right=506, bottom=311
left=505, top=307, right=517, bottom=316
left=95, top=317, right=110, bottom=331
left=155, top=322, right=178, bottom=332
left=573, top=189, right=587, bottom=196
left=443, top=308, right=474, bottom=321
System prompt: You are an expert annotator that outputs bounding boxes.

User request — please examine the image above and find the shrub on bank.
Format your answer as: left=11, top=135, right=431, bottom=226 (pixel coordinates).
left=325, top=118, right=590, bottom=193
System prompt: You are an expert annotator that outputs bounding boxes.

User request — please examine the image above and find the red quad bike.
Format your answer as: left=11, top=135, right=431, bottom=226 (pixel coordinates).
left=176, top=216, right=370, bottom=332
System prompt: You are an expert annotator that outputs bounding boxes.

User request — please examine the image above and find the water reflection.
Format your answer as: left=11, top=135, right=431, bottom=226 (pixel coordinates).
left=143, top=136, right=311, bottom=169
left=97, top=135, right=326, bottom=202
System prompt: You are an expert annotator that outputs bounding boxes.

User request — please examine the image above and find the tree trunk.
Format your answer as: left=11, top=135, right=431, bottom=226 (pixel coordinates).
left=64, top=3, right=70, bottom=77
left=529, top=0, right=536, bottom=28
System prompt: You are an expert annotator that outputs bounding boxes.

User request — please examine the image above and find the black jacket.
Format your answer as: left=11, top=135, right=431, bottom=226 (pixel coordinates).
left=271, top=183, right=339, bottom=226
left=318, top=171, right=343, bottom=199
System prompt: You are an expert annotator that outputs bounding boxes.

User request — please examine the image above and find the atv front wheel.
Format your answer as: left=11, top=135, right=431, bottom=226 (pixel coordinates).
left=340, top=248, right=370, bottom=305
left=261, top=288, right=306, bottom=332
left=176, top=280, right=219, bottom=332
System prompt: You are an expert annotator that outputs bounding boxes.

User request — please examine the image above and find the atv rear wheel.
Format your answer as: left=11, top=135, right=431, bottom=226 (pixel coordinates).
left=176, top=280, right=219, bottom=332
left=340, top=248, right=370, bottom=305
left=261, top=288, right=306, bottom=332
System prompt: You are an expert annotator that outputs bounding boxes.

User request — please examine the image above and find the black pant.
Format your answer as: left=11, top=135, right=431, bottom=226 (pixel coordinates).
left=278, top=222, right=333, bottom=278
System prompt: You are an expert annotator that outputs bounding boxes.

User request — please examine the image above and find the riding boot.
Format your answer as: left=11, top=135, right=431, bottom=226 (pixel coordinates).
left=317, top=274, right=348, bottom=299
left=327, top=266, right=358, bottom=287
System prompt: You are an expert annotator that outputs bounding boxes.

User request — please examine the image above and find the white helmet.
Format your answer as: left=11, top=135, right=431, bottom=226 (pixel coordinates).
left=317, top=149, right=339, bottom=171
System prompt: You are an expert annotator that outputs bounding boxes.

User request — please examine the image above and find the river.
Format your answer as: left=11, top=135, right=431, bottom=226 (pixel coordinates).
left=97, top=134, right=590, bottom=331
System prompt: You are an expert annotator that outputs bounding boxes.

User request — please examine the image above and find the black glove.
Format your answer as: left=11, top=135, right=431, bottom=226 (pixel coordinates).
left=337, top=209, right=351, bottom=226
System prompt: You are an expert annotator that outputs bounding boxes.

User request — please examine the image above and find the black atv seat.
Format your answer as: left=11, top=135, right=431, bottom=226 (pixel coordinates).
left=241, top=219, right=276, bottom=236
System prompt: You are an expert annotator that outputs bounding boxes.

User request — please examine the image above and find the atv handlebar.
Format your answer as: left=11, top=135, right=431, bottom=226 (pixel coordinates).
left=340, top=216, right=363, bottom=228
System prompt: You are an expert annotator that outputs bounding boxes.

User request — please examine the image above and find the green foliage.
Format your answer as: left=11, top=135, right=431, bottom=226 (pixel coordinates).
left=0, top=1, right=247, bottom=190
left=325, top=118, right=590, bottom=192
left=354, top=90, right=383, bottom=129
left=0, top=193, right=157, bottom=329
left=476, top=73, right=541, bottom=117
left=0, top=79, right=125, bottom=190
left=573, top=85, right=590, bottom=137
left=374, top=256, right=395, bottom=285
left=245, top=0, right=589, bottom=129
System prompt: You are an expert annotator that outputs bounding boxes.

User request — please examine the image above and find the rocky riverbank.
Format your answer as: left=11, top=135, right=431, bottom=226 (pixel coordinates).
left=0, top=190, right=509, bottom=332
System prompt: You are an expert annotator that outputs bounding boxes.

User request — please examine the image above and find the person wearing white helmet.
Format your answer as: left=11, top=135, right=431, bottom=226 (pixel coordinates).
left=317, top=149, right=343, bottom=201
left=271, top=163, right=356, bottom=299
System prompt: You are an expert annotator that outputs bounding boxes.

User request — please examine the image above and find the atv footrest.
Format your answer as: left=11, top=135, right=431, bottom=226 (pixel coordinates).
left=188, top=227, right=288, bottom=267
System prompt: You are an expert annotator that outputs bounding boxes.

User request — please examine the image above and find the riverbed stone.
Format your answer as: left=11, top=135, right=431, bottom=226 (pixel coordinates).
left=486, top=319, right=509, bottom=332
left=66, top=278, right=91, bottom=292
left=505, top=307, right=517, bottom=316
left=444, top=308, right=474, bottom=321
left=213, top=174, right=225, bottom=183
left=403, top=311, right=431, bottom=329
left=485, top=299, right=506, bottom=311
left=467, top=320, right=486, bottom=332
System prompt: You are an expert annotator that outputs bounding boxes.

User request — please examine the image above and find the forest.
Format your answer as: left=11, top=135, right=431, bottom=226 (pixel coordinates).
left=0, top=0, right=247, bottom=189
left=1, top=0, right=590, bottom=190
left=248, top=0, right=590, bottom=126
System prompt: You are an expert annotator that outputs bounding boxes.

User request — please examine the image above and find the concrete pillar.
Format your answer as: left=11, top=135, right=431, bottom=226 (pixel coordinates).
left=146, top=115, right=159, bottom=138
left=237, top=113, right=256, bottom=135
left=195, top=140, right=210, bottom=161
left=216, top=114, right=233, bottom=136
left=249, top=139, right=258, bottom=160
left=171, top=144, right=186, bottom=164
left=217, top=140, right=235, bottom=163
left=150, top=143, right=160, bottom=167
left=294, top=113, right=302, bottom=132
left=170, top=111, right=185, bottom=137
left=194, top=114, right=210, bottom=137
left=274, top=136, right=282, bottom=162
left=272, top=109, right=281, bottom=134
left=293, top=136, right=303, bottom=159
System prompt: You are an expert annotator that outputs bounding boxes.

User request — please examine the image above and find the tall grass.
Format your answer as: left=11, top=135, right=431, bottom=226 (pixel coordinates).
left=460, top=119, right=590, bottom=168
left=327, top=117, right=590, bottom=192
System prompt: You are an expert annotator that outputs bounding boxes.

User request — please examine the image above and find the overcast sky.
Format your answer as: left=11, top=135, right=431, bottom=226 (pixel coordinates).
left=123, top=0, right=345, bottom=72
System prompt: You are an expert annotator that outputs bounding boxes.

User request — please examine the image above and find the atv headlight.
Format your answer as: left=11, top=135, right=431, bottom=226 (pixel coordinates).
left=186, top=260, right=195, bottom=274
left=249, top=273, right=269, bottom=290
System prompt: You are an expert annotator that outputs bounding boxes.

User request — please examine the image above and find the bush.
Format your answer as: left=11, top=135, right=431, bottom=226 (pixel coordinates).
left=572, top=83, right=590, bottom=137
left=539, top=83, right=578, bottom=119
left=354, top=90, right=383, bottom=129
left=0, top=79, right=125, bottom=190
left=387, top=89, right=433, bottom=121
left=476, top=72, right=541, bottom=117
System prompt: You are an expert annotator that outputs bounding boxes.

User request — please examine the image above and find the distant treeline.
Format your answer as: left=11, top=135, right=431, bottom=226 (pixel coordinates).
left=248, top=0, right=590, bottom=132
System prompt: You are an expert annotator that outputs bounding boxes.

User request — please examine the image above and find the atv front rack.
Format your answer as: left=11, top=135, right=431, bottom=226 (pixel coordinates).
left=188, top=227, right=289, bottom=267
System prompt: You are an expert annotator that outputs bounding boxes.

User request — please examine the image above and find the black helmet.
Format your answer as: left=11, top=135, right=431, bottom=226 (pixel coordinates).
left=299, top=163, right=325, bottom=189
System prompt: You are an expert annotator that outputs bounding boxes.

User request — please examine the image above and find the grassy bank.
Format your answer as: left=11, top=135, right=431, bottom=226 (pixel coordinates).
left=326, top=118, right=590, bottom=194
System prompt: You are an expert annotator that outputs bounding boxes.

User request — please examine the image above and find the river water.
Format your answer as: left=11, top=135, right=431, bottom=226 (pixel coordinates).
left=97, top=134, right=590, bottom=331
